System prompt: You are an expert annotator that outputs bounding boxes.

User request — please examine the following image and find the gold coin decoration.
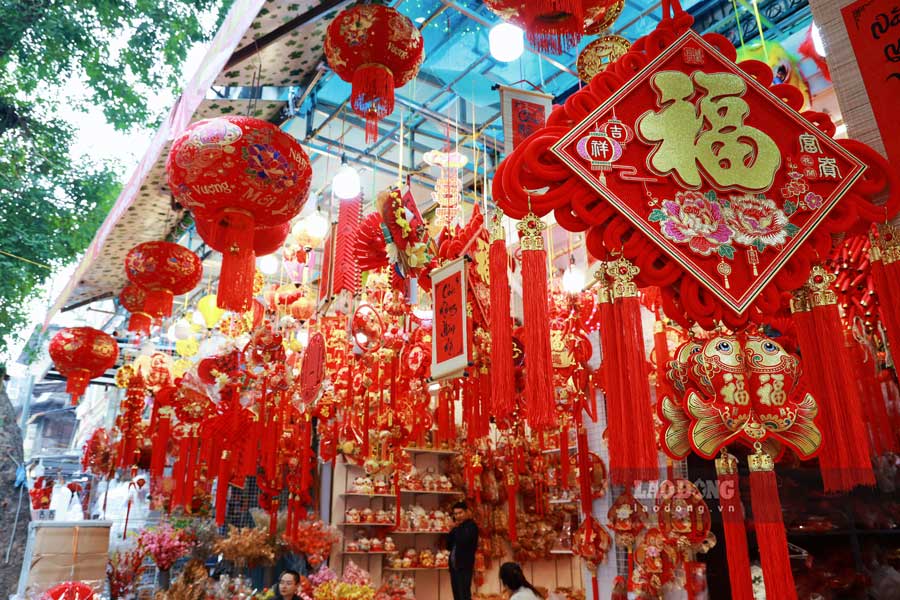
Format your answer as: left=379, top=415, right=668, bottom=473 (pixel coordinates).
left=577, top=35, right=632, bottom=82
left=585, top=0, right=625, bottom=35
left=115, top=364, right=134, bottom=388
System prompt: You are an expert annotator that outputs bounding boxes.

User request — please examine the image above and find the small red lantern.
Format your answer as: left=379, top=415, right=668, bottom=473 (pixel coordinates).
left=124, top=242, right=202, bottom=318
left=167, top=116, right=312, bottom=312
left=118, top=284, right=152, bottom=334
left=49, top=327, right=119, bottom=405
left=325, top=4, right=424, bottom=140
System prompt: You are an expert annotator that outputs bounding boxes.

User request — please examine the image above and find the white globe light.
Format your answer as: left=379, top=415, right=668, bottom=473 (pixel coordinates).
left=332, top=164, right=361, bottom=199
left=562, top=265, right=586, bottom=294
left=258, top=254, right=280, bottom=275
left=490, top=23, right=524, bottom=62
left=811, top=23, right=826, bottom=57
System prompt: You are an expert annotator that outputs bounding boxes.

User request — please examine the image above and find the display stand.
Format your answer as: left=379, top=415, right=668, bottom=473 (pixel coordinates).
left=16, top=520, right=112, bottom=597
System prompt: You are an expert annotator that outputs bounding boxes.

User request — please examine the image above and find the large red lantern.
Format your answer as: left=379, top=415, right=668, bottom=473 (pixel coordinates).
left=49, top=327, right=119, bottom=405
left=167, top=116, right=312, bottom=312
left=124, top=242, right=202, bottom=318
left=118, top=284, right=151, bottom=334
left=325, top=4, right=424, bottom=140
left=194, top=218, right=290, bottom=257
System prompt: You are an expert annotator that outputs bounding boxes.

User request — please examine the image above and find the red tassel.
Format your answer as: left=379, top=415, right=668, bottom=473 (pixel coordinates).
left=214, top=208, right=256, bottom=312
left=517, top=213, right=555, bottom=431
left=506, top=472, right=518, bottom=543
left=793, top=267, right=874, bottom=490
left=215, top=450, right=231, bottom=526
left=748, top=449, right=797, bottom=600
left=150, top=411, right=171, bottom=480
left=489, top=215, right=516, bottom=422
left=350, top=65, right=394, bottom=143
left=601, top=257, right=659, bottom=485
left=558, top=423, right=570, bottom=489
left=128, top=312, right=153, bottom=334
left=716, top=453, right=754, bottom=600
left=871, top=226, right=900, bottom=371
left=171, top=436, right=190, bottom=510
left=65, top=370, right=91, bottom=405
left=525, top=0, right=584, bottom=55
left=143, top=289, right=175, bottom=318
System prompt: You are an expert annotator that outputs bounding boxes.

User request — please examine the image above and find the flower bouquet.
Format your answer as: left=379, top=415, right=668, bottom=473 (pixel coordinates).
left=107, top=547, right=147, bottom=599
left=285, top=519, right=341, bottom=568
left=137, top=522, right=191, bottom=572
left=213, top=526, right=277, bottom=570
left=313, top=581, right=374, bottom=600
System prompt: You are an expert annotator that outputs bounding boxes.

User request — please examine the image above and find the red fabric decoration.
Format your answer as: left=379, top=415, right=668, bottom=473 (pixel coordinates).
left=793, top=266, right=874, bottom=491
left=118, top=284, right=152, bottom=334
left=49, top=327, right=119, bottom=405
left=715, top=453, right=754, bottom=600
left=124, top=241, right=202, bottom=318
left=872, top=224, right=900, bottom=371
left=167, top=116, right=312, bottom=311
left=489, top=213, right=516, bottom=422
left=42, top=581, right=95, bottom=600
left=324, top=4, right=424, bottom=141
left=748, top=449, right=798, bottom=600
left=598, top=258, right=659, bottom=484
left=333, top=194, right=362, bottom=296
left=516, top=212, right=555, bottom=430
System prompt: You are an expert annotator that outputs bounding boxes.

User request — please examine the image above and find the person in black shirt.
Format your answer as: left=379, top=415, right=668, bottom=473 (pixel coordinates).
left=446, top=501, right=478, bottom=600
left=272, top=570, right=302, bottom=600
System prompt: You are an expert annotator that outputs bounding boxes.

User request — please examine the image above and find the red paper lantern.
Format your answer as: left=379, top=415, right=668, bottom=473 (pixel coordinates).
left=124, top=242, right=202, bottom=318
left=49, top=327, right=119, bottom=405
left=485, top=0, right=621, bottom=54
left=194, top=218, right=290, bottom=257
left=324, top=4, right=424, bottom=140
left=167, top=116, right=312, bottom=312
left=118, top=284, right=152, bottom=334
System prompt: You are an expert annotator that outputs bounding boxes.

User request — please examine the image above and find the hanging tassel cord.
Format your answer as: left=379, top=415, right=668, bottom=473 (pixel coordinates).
left=489, top=231, right=515, bottom=420
left=716, top=453, right=754, bottom=600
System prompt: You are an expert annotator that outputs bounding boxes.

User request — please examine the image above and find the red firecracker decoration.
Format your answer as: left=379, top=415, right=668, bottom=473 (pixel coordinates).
left=124, top=242, right=202, bottom=318
left=324, top=4, right=424, bottom=141
left=167, top=116, right=312, bottom=311
left=49, top=327, right=119, bottom=405
left=118, top=284, right=152, bottom=334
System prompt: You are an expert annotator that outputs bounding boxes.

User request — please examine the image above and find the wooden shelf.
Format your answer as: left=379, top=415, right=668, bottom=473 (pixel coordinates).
left=392, top=530, right=450, bottom=535
left=384, top=567, right=445, bottom=571
left=549, top=498, right=578, bottom=505
left=403, top=447, right=458, bottom=456
left=399, top=489, right=461, bottom=496
left=338, top=522, right=395, bottom=527
left=342, top=551, right=396, bottom=555
left=542, top=446, right=578, bottom=455
left=550, top=549, right=574, bottom=555
left=341, top=492, right=397, bottom=498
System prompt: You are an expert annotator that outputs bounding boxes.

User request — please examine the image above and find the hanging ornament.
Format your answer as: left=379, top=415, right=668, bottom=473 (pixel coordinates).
left=324, top=4, right=424, bottom=141
left=167, top=116, right=312, bottom=312
left=118, top=284, right=152, bottom=334
left=424, top=150, right=468, bottom=228
left=49, top=327, right=119, bottom=405
left=196, top=294, right=226, bottom=329
left=124, top=242, right=202, bottom=318
left=489, top=212, right=516, bottom=423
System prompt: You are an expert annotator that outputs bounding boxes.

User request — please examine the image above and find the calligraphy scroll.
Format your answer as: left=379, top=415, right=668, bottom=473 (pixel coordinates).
left=430, top=258, right=468, bottom=380
left=500, top=86, right=554, bottom=155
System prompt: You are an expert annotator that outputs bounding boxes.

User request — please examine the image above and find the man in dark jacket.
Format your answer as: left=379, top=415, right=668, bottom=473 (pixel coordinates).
left=273, top=570, right=302, bottom=599
left=447, top=501, right=478, bottom=600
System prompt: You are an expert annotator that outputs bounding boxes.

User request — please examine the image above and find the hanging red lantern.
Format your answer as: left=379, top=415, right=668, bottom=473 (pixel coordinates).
left=167, top=116, right=312, bottom=312
left=124, top=242, right=202, bottom=318
left=485, top=0, right=623, bottom=54
left=324, top=4, right=424, bottom=141
left=194, top=218, right=290, bottom=258
left=49, top=327, right=119, bottom=405
left=118, top=284, right=152, bottom=334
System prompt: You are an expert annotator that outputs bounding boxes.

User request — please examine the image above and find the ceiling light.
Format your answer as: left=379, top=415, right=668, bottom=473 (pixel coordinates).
left=332, top=158, right=361, bottom=200
left=490, top=23, right=524, bottom=62
left=259, top=254, right=280, bottom=275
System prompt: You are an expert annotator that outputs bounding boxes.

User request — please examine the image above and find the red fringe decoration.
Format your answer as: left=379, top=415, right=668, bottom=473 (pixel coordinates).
left=65, top=370, right=91, bottom=406
left=215, top=209, right=256, bottom=312
left=849, top=336, right=897, bottom=454
left=334, top=195, right=362, bottom=295
left=599, top=265, right=658, bottom=485
left=716, top=456, right=754, bottom=600
left=128, top=312, right=153, bottom=334
left=150, top=412, right=171, bottom=480
left=871, top=236, right=900, bottom=367
left=558, top=424, right=570, bottom=489
left=521, top=247, right=555, bottom=431
left=748, top=453, right=798, bottom=600
left=525, top=0, right=584, bottom=55
left=143, top=288, right=175, bottom=318
left=215, top=450, right=231, bottom=526
left=351, top=65, right=394, bottom=143
left=793, top=281, right=874, bottom=490
left=489, top=234, right=516, bottom=422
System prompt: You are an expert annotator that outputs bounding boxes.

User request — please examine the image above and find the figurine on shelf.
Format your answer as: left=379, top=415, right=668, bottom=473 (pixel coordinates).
left=374, top=478, right=389, bottom=495
left=384, top=537, right=396, bottom=553
left=359, top=538, right=371, bottom=552
left=346, top=508, right=360, bottom=524
left=346, top=540, right=360, bottom=553
left=419, top=549, right=435, bottom=568
left=352, top=476, right=375, bottom=494
left=435, top=550, right=450, bottom=569
left=370, top=537, right=384, bottom=552
left=362, top=508, right=375, bottom=523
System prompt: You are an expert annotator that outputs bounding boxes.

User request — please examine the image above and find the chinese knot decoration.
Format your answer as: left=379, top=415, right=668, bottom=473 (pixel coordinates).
left=49, top=327, right=119, bottom=405
left=484, top=0, right=624, bottom=55
left=494, top=5, right=898, bottom=330
left=324, top=3, right=424, bottom=141
left=166, top=116, right=312, bottom=312
left=124, top=242, right=202, bottom=318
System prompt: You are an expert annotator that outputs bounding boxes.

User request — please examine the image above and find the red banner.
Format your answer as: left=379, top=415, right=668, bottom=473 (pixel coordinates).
left=843, top=0, right=900, bottom=174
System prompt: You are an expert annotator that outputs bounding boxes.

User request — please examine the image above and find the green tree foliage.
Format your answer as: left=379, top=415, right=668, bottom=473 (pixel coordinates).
left=0, top=0, right=230, bottom=354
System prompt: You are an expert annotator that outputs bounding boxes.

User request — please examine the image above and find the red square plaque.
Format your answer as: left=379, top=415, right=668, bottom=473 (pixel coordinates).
left=551, top=30, right=866, bottom=314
